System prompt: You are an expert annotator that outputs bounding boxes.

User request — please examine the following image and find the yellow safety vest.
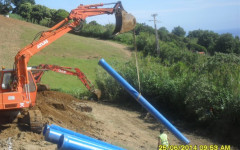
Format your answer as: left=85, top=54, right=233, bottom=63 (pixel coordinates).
left=159, top=133, right=169, bottom=146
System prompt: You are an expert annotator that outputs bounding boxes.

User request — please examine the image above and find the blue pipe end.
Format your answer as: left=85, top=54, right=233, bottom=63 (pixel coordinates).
left=43, top=124, right=50, bottom=136
left=57, top=134, right=65, bottom=149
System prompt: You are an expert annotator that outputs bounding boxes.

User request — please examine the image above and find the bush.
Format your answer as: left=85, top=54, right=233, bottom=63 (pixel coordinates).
left=187, top=43, right=207, bottom=52
left=9, top=13, right=26, bottom=21
left=95, top=52, right=240, bottom=126
left=39, top=18, right=51, bottom=27
left=113, top=32, right=133, bottom=45
left=95, top=56, right=194, bottom=114
left=185, top=53, right=240, bottom=123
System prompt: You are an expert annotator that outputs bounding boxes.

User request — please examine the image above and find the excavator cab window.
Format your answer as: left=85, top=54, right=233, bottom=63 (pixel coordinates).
left=2, top=72, right=12, bottom=90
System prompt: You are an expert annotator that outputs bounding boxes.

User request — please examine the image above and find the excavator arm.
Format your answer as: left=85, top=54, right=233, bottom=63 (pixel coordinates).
left=32, top=64, right=101, bottom=99
left=13, top=1, right=136, bottom=93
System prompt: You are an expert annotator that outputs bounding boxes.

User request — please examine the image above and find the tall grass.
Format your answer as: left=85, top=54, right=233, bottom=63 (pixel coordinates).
left=9, top=13, right=26, bottom=21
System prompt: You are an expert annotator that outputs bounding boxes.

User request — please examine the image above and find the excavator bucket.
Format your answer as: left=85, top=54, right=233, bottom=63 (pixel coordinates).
left=94, top=89, right=102, bottom=100
left=113, top=8, right=136, bottom=35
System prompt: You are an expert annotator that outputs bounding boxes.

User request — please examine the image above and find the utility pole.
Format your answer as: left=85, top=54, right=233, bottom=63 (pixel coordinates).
left=149, top=14, right=160, bottom=56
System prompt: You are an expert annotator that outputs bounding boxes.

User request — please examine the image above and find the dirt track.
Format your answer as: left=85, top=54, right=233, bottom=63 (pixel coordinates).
left=0, top=91, right=237, bottom=150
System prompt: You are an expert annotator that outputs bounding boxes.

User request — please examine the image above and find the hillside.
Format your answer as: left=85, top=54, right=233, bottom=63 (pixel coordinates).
left=0, top=15, right=131, bottom=93
left=0, top=16, right=239, bottom=149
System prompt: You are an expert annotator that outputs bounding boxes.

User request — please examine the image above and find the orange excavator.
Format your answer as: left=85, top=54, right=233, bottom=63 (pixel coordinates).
left=32, top=64, right=101, bottom=99
left=0, top=1, right=136, bottom=133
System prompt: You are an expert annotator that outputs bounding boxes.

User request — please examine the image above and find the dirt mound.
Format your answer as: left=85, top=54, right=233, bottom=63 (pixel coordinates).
left=36, top=91, right=94, bottom=133
left=0, top=91, right=96, bottom=149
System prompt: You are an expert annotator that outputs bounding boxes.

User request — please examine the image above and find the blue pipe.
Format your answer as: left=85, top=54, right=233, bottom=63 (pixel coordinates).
left=43, top=124, right=50, bottom=136
left=45, top=128, right=122, bottom=150
left=44, top=124, right=124, bottom=150
left=58, top=134, right=114, bottom=150
left=45, top=128, right=63, bottom=144
left=98, top=58, right=190, bottom=144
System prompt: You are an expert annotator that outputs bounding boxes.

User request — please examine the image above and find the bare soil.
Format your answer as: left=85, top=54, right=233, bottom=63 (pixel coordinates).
left=0, top=91, right=238, bottom=150
left=0, top=91, right=96, bottom=150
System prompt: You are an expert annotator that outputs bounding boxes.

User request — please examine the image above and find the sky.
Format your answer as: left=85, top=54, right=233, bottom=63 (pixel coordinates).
left=35, top=0, right=240, bottom=36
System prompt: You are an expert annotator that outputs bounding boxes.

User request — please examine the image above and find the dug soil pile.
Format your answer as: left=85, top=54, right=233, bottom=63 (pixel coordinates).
left=0, top=91, right=98, bottom=150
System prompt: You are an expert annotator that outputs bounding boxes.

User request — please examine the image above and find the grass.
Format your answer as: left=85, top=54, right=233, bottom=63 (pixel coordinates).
left=10, top=19, right=131, bottom=95
left=9, top=13, right=26, bottom=21
left=0, top=16, right=131, bottom=96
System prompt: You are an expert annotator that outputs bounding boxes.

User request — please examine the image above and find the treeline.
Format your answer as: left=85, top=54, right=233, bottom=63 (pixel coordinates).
left=77, top=22, right=240, bottom=56
left=73, top=22, right=240, bottom=56
left=1, top=0, right=239, bottom=56
left=0, top=0, right=69, bottom=26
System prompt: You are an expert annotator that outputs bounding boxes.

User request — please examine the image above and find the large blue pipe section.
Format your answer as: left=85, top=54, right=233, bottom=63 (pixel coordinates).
left=43, top=124, right=125, bottom=150
left=98, top=58, right=190, bottom=144
left=58, top=134, right=108, bottom=150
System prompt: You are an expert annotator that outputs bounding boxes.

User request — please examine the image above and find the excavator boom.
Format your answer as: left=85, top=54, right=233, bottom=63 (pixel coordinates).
left=14, top=1, right=136, bottom=94
left=32, top=64, right=101, bottom=99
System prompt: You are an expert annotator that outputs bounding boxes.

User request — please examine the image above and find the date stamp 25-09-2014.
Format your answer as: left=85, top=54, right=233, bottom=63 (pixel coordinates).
left=158, top=145, right=231, bottom=150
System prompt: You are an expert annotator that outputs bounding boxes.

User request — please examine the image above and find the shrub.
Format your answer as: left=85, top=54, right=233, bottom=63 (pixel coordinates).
left=9, top=13, right=26, bottom=21
left=113, top=32, right=133, bottom=45
left=95, top=52, right=240, bottom=126
left=185, top=53, right=240, bottom=123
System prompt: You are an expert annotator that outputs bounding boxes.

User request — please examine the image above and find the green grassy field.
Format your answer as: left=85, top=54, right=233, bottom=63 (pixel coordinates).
left=0, top=15, right=131, bottom=96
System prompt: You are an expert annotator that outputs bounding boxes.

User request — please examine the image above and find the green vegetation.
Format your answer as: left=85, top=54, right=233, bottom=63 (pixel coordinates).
left=0, top=0, right=12, bottom=15
left=9, top=13, right=26, bottom=20
left=96, top=52, right=240, bottom=130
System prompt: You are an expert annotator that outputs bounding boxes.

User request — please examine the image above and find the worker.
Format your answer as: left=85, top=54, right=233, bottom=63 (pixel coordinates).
left=157, top=129, right=169, bottom=149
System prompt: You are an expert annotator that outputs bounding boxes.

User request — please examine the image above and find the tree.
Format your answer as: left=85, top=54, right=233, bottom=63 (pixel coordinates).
left=214, top=33, right=236, bottom=54
left=158, top=27, right=169, bottom=41
left=12, top=0, right=35, bottom=13
left=101, top=24, right=114, bottom=39
left=187, top=29, right=204, bottom=39
left=197, top=30, right=219, bottom=54
left=172, top=26, right=186, bottom=37
left=42, top=6, right=51, bottom=18
left=187, top=43, right=207, bottom=52
left=234, top=36, right=240, bottom=54
left=47, top=9, right=57, bottom=27
left=52, top=9, right=69, bottom=24
left=18, top=2, right=32, bottom=21
left=0, top=0, right=12, bottom=15
left=30, top=4, right=45, bottom=23
left=89, top=20, right=98, bottom=26
left=135, top=23, right=155, bottom=35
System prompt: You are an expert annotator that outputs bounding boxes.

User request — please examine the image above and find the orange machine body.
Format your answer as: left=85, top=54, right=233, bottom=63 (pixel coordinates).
left=0, top=69, right=37, bottom=110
